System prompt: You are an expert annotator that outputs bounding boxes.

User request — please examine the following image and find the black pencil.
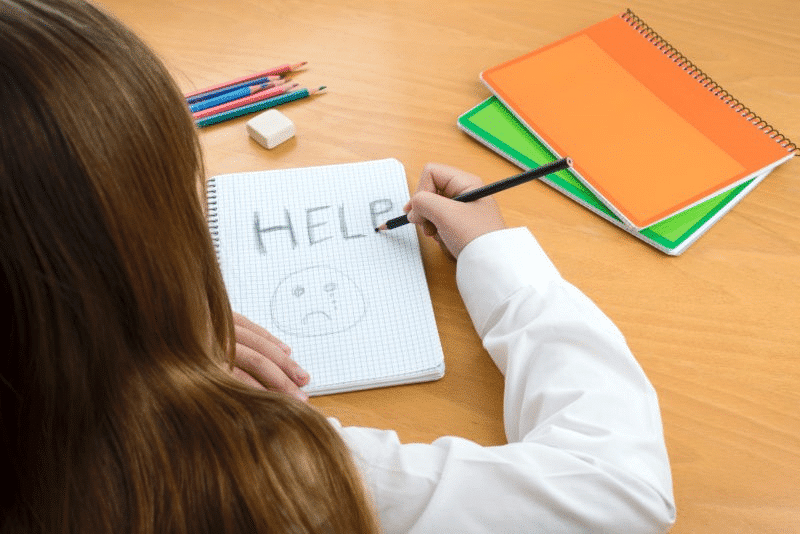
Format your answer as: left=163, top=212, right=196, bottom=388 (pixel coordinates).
left=375, top=157, right=572, bottom=232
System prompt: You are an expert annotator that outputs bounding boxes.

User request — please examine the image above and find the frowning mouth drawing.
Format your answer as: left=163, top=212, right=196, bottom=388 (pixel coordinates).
left=271, top=266, right=366, bottom=337
left=302, top=310, right=333, bottom=324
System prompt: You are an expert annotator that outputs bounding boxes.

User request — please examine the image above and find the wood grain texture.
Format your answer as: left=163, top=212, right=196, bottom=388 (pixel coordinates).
left=94, top=0, right=800, bottom=531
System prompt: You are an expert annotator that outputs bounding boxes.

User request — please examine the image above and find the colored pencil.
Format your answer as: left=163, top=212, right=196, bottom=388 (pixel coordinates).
left=186, top=75, right=281, bottom=105
left=185, top=62, right=307, bottom=101
left=190, top=80, right=288, bottom=113
left=375, top=157, right=573, bottom=231
left=195, top=86, right=326, bottom=128
left=192, top=83, right=298, bottom=120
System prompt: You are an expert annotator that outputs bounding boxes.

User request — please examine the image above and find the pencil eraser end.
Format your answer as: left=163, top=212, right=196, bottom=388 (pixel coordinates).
left=246, top=109, right=295, bottom=149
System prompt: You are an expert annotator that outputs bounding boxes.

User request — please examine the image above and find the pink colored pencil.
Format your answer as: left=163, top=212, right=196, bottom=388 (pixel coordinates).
left=185, top=62, right=307, bottom=100
left=192, top=83, right=299, bottom=120
left=189, top=79, right=288, bottom=112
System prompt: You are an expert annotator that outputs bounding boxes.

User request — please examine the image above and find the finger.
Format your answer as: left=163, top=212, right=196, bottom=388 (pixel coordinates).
left=406, top=213, right=438, bottom=237
left=417, top=163, right=484, bottom=198
left=405, top=193, right=442, bottom=237
left=407, top=190, right=456, bottom=229
left=408, top=191, right=487, bottom=258
left=235, top=323, right=310, bottom=387
left=233, top=313, right=308, bottom=386
left=403, top=199, right=436, bottom=238
left=235, top=342, right=309, bottom=401
left=234, top=312, right=291, bottom=355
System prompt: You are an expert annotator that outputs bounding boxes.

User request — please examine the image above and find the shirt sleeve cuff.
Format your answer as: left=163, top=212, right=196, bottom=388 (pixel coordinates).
left=455, top=227, right=562, bottom=336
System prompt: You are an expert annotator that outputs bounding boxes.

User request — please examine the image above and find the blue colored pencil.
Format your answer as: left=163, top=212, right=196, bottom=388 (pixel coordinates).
left=186, top=75, right=280, bottom=105
left=190, top=83, right=273, bottom=113
left=195, top=86, right=326, bottom=128
left=185, top=62, right=306, bottom=102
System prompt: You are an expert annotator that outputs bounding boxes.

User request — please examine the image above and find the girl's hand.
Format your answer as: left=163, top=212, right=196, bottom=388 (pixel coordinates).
left=231, top=312, right=310, bottom=402
left=404, top=163, right=506, bottom=258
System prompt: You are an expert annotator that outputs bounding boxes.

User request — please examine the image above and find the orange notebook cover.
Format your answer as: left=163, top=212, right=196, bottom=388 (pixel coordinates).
left=480, top=10, right=796, bottom=229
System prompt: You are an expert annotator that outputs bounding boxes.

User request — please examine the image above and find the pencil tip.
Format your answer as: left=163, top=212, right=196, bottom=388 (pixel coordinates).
left=375, top=224, right=386, bottom=232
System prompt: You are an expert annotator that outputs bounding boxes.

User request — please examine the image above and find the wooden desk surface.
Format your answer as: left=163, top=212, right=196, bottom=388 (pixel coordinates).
left=97, top=0, right=800, bottom=531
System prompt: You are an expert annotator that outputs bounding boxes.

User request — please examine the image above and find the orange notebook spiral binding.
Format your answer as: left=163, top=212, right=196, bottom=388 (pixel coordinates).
left=621, top=9, right=798, bottom=155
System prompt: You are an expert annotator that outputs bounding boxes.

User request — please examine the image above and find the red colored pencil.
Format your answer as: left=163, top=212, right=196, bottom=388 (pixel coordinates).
left=185, top=62, right=307, bottom=100
left=192, top=83, right=299, bottom=120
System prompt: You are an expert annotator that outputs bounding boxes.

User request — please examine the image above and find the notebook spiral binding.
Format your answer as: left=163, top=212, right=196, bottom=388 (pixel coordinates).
left=206, top=178, right=220, bottom=251
left=622, top=9, right=798, bottom=156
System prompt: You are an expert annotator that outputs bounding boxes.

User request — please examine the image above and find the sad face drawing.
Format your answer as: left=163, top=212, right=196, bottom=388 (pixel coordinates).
left=270, top=266, right=367, bottom=337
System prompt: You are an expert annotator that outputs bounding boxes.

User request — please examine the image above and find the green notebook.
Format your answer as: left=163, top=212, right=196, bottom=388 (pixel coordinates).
left=458, top=97, right=769, bottom=255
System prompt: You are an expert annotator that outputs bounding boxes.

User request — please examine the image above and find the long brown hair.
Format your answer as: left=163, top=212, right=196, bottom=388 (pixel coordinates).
left=0, top=0, right=377, bottom=531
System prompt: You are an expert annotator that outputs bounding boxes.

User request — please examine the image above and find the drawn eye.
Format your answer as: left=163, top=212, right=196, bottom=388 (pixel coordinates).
left=324, top=282, right=337, bottom=292
left=292, top=286, right=305, bottom=297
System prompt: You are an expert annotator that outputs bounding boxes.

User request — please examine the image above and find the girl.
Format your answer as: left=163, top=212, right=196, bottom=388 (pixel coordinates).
left=1, top=0, right=675, bottom=531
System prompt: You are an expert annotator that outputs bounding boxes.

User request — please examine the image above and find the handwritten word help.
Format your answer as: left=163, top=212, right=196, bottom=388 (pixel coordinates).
left=254, top=199, right=394, bottom=252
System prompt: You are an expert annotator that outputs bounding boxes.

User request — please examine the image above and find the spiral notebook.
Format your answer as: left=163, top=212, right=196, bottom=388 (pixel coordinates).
left=458, top=97, right=771, bottom=255
left=481, top=9, right=796, bottom=230
left=207, top=158, right=444, bottom=396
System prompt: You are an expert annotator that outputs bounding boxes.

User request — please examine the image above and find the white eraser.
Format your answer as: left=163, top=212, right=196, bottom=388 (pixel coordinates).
left=246, top=109, right=295, bottom=149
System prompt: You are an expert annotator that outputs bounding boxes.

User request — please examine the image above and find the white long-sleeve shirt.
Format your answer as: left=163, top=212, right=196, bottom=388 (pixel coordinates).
left=332, top=227, right=676, bottom=533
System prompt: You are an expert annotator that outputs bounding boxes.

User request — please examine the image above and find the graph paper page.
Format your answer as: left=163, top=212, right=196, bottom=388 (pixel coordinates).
left=208, top=158, right=444, bottom=395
